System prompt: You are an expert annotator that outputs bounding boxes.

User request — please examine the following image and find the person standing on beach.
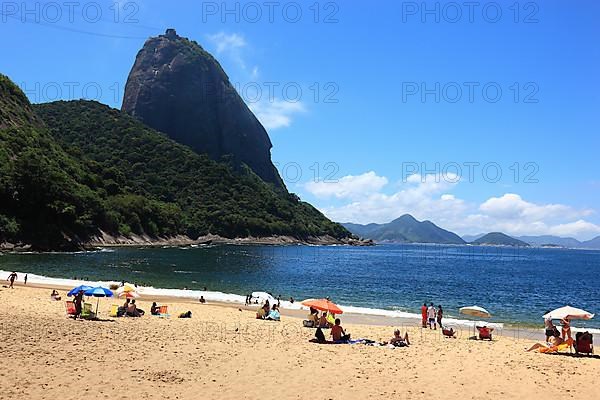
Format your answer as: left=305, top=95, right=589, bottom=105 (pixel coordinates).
left=421, top=303, right=428, bottom=328
left=24, top=274, right=28, bottom=285
left=561, top=317, right=572, bottom=340
left=427, top=303, right=437, bottom=330
left=7, top=272, right=17, bottom=288
left=437, top=305, right=443, bottom=329
left=73, top=290, right=84, bottom=319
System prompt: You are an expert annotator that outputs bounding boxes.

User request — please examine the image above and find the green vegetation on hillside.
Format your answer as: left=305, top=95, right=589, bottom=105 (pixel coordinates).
left=471, top=232, right=530, bottom=247
left=34, top=100, right=348, bottom=241
left=1, top=75, right=349, bottom=249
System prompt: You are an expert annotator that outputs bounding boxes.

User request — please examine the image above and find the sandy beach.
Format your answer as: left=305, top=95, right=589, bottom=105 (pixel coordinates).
left=0, top=283, right=597, bottom=400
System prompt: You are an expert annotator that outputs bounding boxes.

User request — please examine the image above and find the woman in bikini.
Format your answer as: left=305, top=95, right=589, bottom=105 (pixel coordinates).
left=561, top=317, right=572, bottom=340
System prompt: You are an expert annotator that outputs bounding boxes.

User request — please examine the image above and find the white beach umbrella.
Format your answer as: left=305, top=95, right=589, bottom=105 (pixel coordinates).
left=459, top=306, right=491, bottom=319
left=251, top=291, right=276, bottom=305
left=460, top=306, right=492, bottom=337
left=543, top=306, right=594, bottom=320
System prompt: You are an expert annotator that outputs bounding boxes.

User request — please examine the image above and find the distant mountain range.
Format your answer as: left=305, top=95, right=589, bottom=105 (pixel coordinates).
left=463, top=233, right=600, bottom=249
left=342, top=215, right=465, bottom=245
left=343, top=215, right=600, bottom=249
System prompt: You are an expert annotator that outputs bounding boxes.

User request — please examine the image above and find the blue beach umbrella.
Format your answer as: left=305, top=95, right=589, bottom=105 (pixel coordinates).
left=83, top=286, right=114, bottom=317
left=84, top=286, right=114, bottom=297
left=67, top=285, right=93, bottom=297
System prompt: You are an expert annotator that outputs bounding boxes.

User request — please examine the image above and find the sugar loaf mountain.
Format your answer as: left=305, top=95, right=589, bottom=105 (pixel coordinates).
left=0, top=29, right=356, bottom=251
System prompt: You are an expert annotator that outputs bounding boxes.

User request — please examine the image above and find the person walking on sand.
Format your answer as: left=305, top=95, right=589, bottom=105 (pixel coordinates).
left=24, top=274, right=28, bottom=285
left=437, top=305, right=443, bottom=329
left=421, top=303, right=428, bottom=328
left=427, top=303, right=437, bottom=330
left=7, top=272, right=17, bottom=289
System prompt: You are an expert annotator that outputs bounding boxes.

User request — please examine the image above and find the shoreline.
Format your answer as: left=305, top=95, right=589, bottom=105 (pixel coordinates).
left=0, top=233, right=374, bottom=253
left=4, top=270, right=571, bottom=340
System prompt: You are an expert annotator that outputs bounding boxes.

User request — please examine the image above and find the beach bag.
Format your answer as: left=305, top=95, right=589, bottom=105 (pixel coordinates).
left=179, top=311, right=192, bottom=319
left=303, top=320, right=315, bottom=328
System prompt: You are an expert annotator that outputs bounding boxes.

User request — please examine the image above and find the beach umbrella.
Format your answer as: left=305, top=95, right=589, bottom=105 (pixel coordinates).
left=116, top=285, right=137, bottom=295
left=84, top=286, right=114, bottom=317
left=543, top=306, right=594, bottom=321
left=460, top=306, right=491, bottom=337
left=459, top=306, right=491, bottom=319
left=67, top=285, right=93, bottom=297
left=301, top=298, right=344, bottom=315
left=118, top=291, right=139, bottom=299
left=251, top=291, right=276, bottom=304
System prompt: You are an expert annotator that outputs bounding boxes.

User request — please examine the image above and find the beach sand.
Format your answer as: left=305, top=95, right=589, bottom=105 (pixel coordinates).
left=1, top=284, right=598, bottom=400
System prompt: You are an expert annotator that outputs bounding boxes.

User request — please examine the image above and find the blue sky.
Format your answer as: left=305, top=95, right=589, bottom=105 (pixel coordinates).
left=1, top=1, right=599, bottom=239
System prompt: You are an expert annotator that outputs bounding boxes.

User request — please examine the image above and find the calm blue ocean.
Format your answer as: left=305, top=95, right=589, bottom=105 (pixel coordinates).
left=2, top=244, right=599, bottom=328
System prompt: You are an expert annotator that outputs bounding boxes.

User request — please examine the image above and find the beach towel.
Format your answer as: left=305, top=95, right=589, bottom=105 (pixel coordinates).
left=539, top=338, right=574, bottom=354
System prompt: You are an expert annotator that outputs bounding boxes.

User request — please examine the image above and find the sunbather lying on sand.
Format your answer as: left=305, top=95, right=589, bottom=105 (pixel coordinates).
left=527, top=335, right=564, bottom=352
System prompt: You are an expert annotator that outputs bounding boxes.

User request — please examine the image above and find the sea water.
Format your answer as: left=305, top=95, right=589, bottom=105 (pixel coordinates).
left=1, top=244, right=599, bottom=329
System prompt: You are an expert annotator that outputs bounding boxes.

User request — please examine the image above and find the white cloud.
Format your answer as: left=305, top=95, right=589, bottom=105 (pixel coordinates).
left=249, top=100, right=305, bottom=130
left=303, top=171, right=600, bottom=240
left=304, top=171, right=388, bottom=199
left=479, top=194, right=591, bottom=221
left=206, top=32, right=248, bottom=69
left=207, top=32, right=247, bottom=55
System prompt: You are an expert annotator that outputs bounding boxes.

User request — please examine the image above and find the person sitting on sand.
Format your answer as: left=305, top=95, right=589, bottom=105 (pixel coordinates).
left=331, top=318, right=351, bottom=342
left=118, top=299, right=130, bottom=317
left=151, top=302, right=160, bottom=316
left=442, top=327, right=456, bottom=338
left=199, top=296, right=206, bottom=304
left=318, top=312, right=330, bottom=328
left=127, top=299, right=144, bottom=317
left=544, top=314, right=556, bottom=341
left=303, top=308, right=318, bottom=327
left=256, top=305, right=267, bottom=319
left=50, top=290, right=61, bottom=301
left=266, top=304, right=281, bottom=321
left=326, top=312, right=336, bottom=327
left=389, top=329, right=411, bottom=347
